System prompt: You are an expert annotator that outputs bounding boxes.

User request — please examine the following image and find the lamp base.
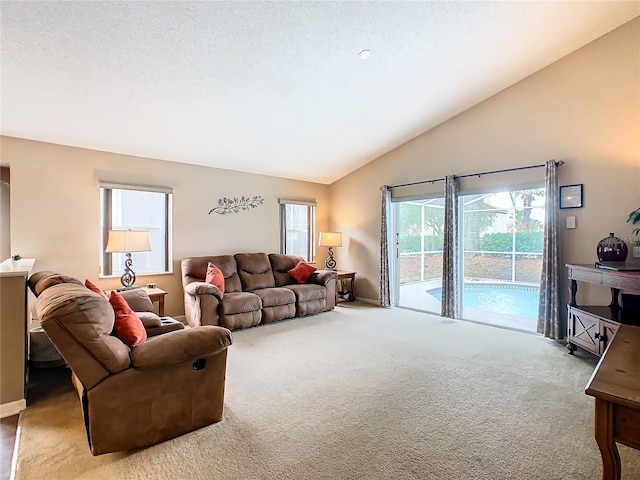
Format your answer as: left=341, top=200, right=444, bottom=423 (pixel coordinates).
left=325, top=247, right=337, bottom=270
left=116, top=285, right=141, bottom=292
left=119, top=254, right=138, bottom=290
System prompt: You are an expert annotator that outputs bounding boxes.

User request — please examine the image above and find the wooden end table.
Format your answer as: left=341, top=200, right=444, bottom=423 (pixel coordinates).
left=107, top=286, right=167, bottom=316
left=335, top=270, right=356, bottom=304
left=585, top=324, right=640, bottom=480
left=142, top=287, right=167, bottom=316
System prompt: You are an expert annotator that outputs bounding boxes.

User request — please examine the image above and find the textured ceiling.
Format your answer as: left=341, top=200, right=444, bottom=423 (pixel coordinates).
left=2, top=1, right=639, bottom=184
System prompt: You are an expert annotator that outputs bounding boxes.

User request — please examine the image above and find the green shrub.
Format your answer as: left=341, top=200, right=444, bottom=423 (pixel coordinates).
left=398, top=235, right=444, bottom=253
left=398, top=231, right=543, bottom=255
left=479, top=232, right=543, bottom=253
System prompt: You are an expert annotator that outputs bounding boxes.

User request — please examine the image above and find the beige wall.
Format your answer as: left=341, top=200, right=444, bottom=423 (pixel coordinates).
left=2, top=18, right=639, bottom=315
left=330, top=18, right=640, bottom=305
left=2, top=137, right=330, bottom=317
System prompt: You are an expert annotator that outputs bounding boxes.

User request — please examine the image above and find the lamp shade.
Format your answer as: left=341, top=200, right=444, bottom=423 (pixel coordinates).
left=318, top=232, right=342, bottom=248
left=105, top=230, right=151, bottom=253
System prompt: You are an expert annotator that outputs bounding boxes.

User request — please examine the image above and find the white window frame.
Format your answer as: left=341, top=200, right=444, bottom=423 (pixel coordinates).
left=99, top=182, right=173, bottom=278
left=279, top=199, right=317, bottom=262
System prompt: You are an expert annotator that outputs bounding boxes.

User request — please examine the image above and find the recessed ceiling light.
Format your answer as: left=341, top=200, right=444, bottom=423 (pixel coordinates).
left=358, top=50, right=371, bottom=60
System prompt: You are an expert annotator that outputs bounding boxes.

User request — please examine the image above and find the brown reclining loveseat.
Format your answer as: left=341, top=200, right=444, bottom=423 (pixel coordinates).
left=181, top=253, right=337, bottom=330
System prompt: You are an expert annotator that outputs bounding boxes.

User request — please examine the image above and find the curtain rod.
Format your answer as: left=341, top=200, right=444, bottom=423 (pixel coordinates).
left=389, top=160, right=564, bottom=190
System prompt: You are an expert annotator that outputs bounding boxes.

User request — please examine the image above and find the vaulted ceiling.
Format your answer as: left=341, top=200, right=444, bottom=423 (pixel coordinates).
left=2, top=1, right=639, bottom=184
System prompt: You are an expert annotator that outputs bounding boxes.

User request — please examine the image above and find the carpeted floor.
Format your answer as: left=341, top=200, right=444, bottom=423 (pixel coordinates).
left=13, top=304, right=640, bottom=479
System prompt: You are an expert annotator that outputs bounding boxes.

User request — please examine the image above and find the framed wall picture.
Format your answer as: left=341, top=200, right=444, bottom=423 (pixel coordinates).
left=559, top=184, right=583, bottom=209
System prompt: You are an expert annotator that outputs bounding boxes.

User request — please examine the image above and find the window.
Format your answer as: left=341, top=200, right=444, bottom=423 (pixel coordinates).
left=279, top=199, right=316, bottom=262
left=100, top=183, right=173, bottom=277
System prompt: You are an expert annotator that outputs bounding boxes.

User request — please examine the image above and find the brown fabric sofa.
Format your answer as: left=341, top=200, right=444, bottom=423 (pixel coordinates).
left=181, top=253, right=337, bottom=330
left=29, top=271, right=233, bottom=455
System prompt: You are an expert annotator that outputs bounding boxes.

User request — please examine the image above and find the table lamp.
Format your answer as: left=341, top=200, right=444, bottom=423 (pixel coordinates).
left=318, top=232, right=342, bottom=270
left=105, top=229, right=151, bottom=290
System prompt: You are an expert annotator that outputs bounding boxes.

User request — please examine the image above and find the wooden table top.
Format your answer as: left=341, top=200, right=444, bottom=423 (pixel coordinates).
left=585, top=324, right=640, bottom=410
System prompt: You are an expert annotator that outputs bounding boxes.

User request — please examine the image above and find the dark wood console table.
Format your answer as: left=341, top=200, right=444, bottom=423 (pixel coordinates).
left=566, top=264, right=640, bottom=356
left=585, top=324, right=640, bottom=480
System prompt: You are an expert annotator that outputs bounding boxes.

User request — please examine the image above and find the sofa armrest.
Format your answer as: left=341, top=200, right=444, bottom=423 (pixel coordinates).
left=136, top=311, right=162, bottom=329
left=309, top=270, right=337, bottom=286
left=130, top=326, right=232, bottom=369
left=145, top=317, right=185, bottom=337
left=185, top=281, right=223, bottom=300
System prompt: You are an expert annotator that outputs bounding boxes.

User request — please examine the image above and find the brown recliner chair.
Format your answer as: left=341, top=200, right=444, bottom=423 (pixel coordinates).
left=30, top=272, right=233, bottom=455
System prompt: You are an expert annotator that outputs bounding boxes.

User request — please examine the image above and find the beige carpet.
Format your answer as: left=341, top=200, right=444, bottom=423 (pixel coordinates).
left=14, top=304, right=640, bottom=479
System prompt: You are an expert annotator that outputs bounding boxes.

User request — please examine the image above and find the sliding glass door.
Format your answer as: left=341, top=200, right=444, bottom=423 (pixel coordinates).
left=459, top=189, right=545, bottom=331
left=395, top=198, right=444, bottom=314
left=394, top=188, right=545, bottom=332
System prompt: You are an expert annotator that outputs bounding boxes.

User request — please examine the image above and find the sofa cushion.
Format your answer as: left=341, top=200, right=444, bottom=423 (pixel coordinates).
left=261, top=304, right=296, bottom=323
left=219, top=291, right=262, bottom=315
left=109, top=291, right=147, bottom=348
left=118, top=288, right=155, bottom=312
left=181, top=255, right=242, bottom=293
left=269, top=254, right=303, bottom=286
left=205, top=262, right=225, bottom=294
left=286, top=283, right=327, bottom=303
left=219, top=311, right=262, bottom=330
left=252, top=287, right=296, bottom=308
left=296, top=298, right=326, bottom=317
left=288, top=260, right=317, bottom=284
left=235, top=253, right=275, bottom=291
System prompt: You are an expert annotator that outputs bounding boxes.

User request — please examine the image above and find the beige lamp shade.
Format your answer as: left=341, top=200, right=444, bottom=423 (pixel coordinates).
left=318, top=232, right=342, bottom=248
left=105, top=230, right=151, bottom=253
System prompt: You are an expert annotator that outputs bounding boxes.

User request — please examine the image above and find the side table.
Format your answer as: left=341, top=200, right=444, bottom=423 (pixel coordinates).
left=585, top=324, right=640, bottom=480
left=107, top=286, right=167, bottom=316
left=335, top=271, right=356, bottom=304
left=142, top=287, right=167, bottom=316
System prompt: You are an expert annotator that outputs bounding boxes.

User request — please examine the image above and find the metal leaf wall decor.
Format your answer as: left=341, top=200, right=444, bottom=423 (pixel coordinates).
left=209, top=195, right=264, bottom=215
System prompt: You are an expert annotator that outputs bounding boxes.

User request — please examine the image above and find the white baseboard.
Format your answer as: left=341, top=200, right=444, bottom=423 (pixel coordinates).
left=1, top=399, right=26, bottom=418
left=336, top=297, right=380, bottom=306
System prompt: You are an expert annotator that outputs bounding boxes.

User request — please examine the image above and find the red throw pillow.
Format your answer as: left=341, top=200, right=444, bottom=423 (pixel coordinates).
left=205, top=262, right=225, bottom=294
left=109, top=291, right=147, bottom=348
left=288, top=260, right=317, bottom=284
left=85, top=279, right=109, bottom=300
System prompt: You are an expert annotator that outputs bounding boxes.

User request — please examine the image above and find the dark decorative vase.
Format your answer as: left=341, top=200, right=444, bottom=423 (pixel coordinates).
left=596, top=233, right=628, bottom=262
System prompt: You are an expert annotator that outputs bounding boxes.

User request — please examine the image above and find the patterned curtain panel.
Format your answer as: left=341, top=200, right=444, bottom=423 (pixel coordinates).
left=441, top=175, right=460, bottom=319
left=379, top=185, right=392, bottom=307
left=537, top=160, right=563, bottom=339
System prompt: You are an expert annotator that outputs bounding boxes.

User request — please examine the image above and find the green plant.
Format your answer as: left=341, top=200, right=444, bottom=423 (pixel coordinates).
left=628, top=208, right=640, bottom=236
left=11, top=254, right=21, bottom=261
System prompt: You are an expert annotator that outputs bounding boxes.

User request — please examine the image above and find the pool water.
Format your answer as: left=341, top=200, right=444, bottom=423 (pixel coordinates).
left=428, top=284, right=539, bottom=319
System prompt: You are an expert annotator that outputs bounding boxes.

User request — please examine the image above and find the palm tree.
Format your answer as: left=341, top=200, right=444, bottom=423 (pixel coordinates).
left=518, top=189, right=544, bottom=232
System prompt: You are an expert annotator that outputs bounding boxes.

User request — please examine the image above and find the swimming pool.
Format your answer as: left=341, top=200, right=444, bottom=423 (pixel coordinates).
left=427, top=283, right=540, bottom=319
